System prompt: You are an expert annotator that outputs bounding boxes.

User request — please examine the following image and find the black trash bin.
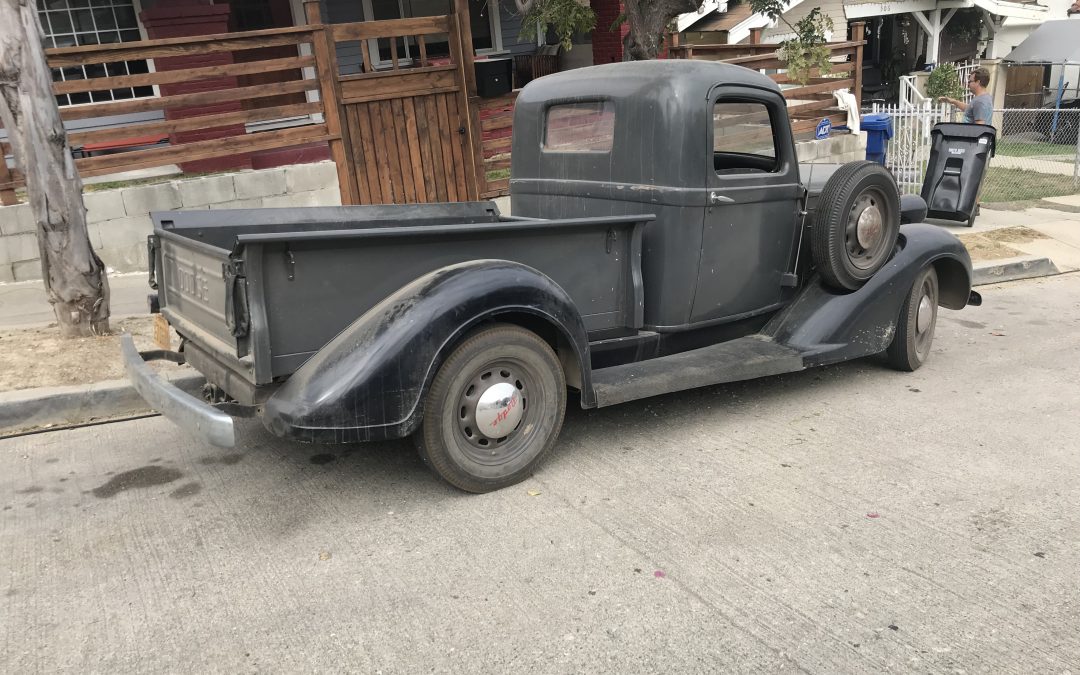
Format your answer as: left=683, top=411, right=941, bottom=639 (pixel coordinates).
left=920, top=122, right=996, bottom=227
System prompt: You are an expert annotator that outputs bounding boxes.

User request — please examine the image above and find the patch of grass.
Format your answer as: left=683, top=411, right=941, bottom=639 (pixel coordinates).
left=996, top=141, right=1075, bottom=158
left=980, top=167, right=1078, bottom=203
left=486, top=168, right=510, bottom=181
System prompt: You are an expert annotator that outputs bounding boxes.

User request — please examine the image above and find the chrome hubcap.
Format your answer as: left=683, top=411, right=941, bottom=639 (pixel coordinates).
left=856, top=204, right=883, bottom=249
left=456, top=364, right=528, bottom=453
left=475, top=382, right=524, bottom=439
left=846, top=190, right=891, bottom=271
left=916, top=294, right=934, bottom=334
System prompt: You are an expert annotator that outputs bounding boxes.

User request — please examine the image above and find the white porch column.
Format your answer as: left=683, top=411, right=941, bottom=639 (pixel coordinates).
left=911, top=9, right=943, bottom=65
left=911, top=8, right=958, bottom=64
left=979, top=9, right=1005, bottom=59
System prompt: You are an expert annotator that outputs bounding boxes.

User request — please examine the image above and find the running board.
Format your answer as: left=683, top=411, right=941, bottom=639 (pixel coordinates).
left=590, top=335, right=804, bottom=408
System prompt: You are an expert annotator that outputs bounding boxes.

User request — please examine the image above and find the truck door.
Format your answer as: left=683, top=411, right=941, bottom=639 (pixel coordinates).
left=690, top=87, right=801, bottom=324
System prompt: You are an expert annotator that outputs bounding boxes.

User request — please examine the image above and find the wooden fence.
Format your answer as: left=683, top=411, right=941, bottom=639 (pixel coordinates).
left=9, top=24, right=341, bottom=201
left=669, top=22, right=866, bottom=137
left=321, top=8, right=483, bottom=205
left=0, top=1, right=488, bottom=206
left=479, top=92, right=517, bottom=198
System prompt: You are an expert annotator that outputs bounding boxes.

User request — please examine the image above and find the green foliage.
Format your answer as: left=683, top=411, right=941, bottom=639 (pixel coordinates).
left=748, top=1, right=834, bottom=85
left=776, top=9, right=834, bottom=85
left=926, top=62, right=966, bottom=101
left=518, top=0, right=597, bottom=52
left=943, top=8, right=983, bottom=44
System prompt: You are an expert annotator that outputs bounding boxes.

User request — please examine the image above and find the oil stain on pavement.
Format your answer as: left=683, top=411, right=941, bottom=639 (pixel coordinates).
left=90, top=466, right=183, bottom=499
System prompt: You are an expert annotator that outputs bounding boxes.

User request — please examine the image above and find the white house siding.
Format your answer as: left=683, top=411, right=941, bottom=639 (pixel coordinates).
left=761, top=0, right=847, bottom=44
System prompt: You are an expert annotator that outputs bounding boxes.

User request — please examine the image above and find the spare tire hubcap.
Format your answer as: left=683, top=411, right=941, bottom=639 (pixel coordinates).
left=856, top=203, right=883, bottom=250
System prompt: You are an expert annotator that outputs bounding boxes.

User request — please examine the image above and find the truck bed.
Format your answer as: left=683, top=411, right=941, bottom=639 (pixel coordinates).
left=150, top=202, right=650, bottom=402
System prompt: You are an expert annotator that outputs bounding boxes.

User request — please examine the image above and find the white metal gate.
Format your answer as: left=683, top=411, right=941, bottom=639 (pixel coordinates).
left=872, top=102, right=953, bottom=195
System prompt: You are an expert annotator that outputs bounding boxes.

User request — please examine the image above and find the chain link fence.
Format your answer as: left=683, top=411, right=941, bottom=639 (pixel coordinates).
left=870, top=104, right=1080, bottom=204
left=991, top=108, right=1080, bottom=203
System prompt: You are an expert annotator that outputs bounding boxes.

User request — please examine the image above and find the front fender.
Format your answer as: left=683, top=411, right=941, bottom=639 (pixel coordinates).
left=262, top=260, right=592, bottom=443
left=766, top=223, right=974, bottom=366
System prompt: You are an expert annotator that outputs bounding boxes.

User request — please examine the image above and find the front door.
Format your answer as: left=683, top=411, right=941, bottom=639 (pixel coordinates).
left=690, top=88, right=802, bottom=324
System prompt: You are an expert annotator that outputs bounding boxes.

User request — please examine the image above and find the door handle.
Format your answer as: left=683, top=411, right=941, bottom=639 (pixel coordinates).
left=710, top=191, right=735, bottom=205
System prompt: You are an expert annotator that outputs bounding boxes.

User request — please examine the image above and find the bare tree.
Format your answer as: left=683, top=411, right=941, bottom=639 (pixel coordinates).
left=515, top=0, right=704, bottom=60
left=0, top=0, right=110, bottom=337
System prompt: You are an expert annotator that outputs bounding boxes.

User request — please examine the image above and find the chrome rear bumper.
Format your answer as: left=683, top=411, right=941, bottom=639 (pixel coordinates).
left=120, top=334, right=234, bottom=447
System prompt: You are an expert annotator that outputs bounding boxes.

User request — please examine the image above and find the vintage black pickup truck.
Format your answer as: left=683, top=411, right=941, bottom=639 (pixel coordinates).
left=123, top=60, right=981, bottom=492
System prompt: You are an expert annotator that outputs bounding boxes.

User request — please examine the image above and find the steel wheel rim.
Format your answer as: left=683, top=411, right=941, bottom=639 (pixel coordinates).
left=914, top=277, right=937, bottom=358
left=845, top=188, right=891, bottom=271
left=455, top=359, right=533, bottom=466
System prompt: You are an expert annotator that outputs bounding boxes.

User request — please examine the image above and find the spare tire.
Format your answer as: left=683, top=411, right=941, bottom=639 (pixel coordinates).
left=811, top=161, right=901, bottom=291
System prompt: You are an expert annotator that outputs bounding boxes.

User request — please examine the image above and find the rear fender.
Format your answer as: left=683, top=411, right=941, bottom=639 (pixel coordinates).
left=766, top=223, right=974, bottom=366
left=262, top=260, right=592, bottom=443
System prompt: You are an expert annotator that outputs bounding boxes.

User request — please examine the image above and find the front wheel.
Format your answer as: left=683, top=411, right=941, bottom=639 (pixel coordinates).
left=416, top=324, right=566, bottom=493
left=886, top=266, right=939, bottom=371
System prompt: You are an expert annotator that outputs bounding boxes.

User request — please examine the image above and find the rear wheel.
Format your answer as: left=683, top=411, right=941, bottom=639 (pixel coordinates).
left=886, top=266, right=939, bottom=371
left=812, top=161, right=901, bottom=291
left=416, top=324, right=566, bottom=493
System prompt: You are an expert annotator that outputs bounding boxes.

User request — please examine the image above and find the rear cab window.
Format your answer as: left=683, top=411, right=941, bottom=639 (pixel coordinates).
left=544, top=101, right=615, bottom=153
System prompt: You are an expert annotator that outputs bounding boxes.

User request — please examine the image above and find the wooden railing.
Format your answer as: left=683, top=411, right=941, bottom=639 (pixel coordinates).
left=479, top=91, right=517, bottom=198
left=669, top=23, right=866, bottom=137
left=1, top=17, right=343, bottom=204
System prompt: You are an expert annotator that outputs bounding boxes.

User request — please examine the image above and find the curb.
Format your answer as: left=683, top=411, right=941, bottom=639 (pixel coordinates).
left=972, top=256, right=1060, bottom=286
left=0, top=373, right=204, bottom=436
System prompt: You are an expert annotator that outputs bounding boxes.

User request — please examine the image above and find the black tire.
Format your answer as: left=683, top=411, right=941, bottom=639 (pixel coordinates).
left=811, top=161, right=901, bottom=291
left=886, top=266, right=939, bottom=372
left=416, top=324, right=566, bottom=493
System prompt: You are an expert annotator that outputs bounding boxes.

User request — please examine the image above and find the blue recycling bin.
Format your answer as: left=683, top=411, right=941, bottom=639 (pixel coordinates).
left=862, top=114, right=894, bottom=166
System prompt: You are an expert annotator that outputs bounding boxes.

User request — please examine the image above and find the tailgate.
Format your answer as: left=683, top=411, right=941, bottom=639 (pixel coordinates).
left=154, top=231, right=254, bottom=384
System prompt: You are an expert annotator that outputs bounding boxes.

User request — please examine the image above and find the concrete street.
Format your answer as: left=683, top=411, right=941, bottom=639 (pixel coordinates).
left=2, top=273, right=1079, bottom=673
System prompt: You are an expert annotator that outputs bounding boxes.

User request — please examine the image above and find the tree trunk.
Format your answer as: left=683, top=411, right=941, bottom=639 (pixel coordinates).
left=0, top=0, right=110, bottom=338
left=623, top=0, right=701, bottom=60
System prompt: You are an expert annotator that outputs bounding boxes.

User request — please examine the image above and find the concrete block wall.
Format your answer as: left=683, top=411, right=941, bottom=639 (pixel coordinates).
left=797, top=132, right=868, bottom=165
left=0, top=161, right=341, bottom=282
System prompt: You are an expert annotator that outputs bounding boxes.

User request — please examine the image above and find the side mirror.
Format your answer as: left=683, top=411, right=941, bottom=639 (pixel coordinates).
left=900, top=194, right=927, bottom=224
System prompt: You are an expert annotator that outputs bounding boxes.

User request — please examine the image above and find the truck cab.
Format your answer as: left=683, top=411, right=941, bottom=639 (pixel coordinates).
left=511, top=60, right=803, bottom=329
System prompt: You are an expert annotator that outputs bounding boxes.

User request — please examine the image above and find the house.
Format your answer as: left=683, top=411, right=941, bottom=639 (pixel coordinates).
left=667, top=0, right=846, bottom=50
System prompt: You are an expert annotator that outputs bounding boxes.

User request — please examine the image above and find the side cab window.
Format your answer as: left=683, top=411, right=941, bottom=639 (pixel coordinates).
left=712, top=100, right=780, bottom=175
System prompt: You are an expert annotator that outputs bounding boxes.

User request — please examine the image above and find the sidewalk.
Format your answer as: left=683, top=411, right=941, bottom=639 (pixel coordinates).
left=0, top=272, right=152, bottom=330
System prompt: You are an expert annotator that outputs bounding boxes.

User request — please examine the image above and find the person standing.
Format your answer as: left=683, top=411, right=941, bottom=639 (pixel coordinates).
left=938, top=66, right=993, bottom=124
